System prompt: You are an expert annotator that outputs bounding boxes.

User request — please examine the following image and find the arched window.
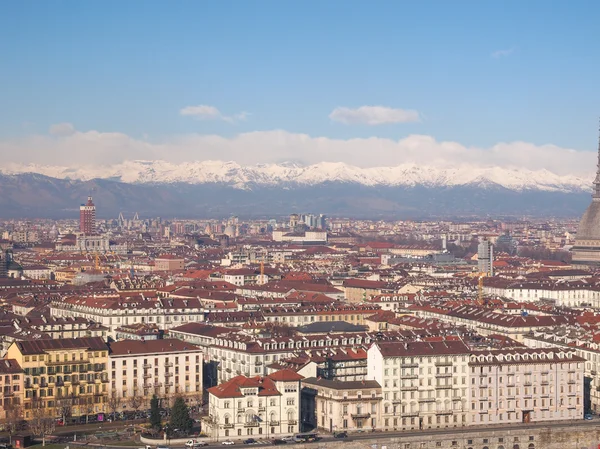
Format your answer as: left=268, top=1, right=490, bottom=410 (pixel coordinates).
left=287, top=410, right=296, bottom=422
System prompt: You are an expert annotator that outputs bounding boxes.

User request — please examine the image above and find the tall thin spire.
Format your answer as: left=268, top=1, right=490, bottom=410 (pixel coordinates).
left=594, top=118, right=600, bottom=199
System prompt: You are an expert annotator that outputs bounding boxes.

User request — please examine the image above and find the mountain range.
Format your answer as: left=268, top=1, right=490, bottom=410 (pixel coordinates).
left=0, top=161, right=593, bottom=218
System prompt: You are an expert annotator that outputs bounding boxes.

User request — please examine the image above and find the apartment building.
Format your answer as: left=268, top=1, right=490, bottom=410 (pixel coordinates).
left=204, top=369, right=303, bottom=440
left=0, top=359, right=23, bottom=421
left=261, top=304, right=380, bottom=327
left=50, top=296, right=205, bottom=338
left=412, top=305, right=569, bottom=342
left=209, top=331, right=375, bottom=383
left=6, top=337, right=109, bottom=420
left=301, top=377, right=381, bottom=432
left=107, top=339, right=203, bottom=407
left=367, top=340, right=471, bottom=431
left=523, top=328, right=599, bottom=411
left=468, top=348, right=584, bottom=425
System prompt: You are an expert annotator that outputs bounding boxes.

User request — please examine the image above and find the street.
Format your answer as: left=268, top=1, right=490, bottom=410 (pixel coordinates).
left=71, top=419, right=600, bottom=449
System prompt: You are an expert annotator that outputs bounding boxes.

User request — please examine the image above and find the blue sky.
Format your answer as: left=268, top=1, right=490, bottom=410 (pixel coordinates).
left=1, top=0, right=600, bottom=172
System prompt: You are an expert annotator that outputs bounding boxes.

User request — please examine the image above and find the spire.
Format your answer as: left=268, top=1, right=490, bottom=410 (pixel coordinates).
left=594, top=118, right=600, bottom=200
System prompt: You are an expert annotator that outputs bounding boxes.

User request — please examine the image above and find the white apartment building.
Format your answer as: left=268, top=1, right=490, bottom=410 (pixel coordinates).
left=483, top=280, right=600, bottom=308
left=411, top=305, right=569, bottom=342
left=524, top=329, right=599, bottom=411
left=468, top=348, right=584, bottom=425
left=367, top=340, right=471, bottom=432
left=21, top=265, right=52, bottom=280
left=107, top=339, right=203, bottom=407
left=50, top=296, right=205, bottom=338
left=208, top=332, right=375, bottom=383
left=301, top=377, right=381, bottom=432
left=204, top=369, right=303, bottom=440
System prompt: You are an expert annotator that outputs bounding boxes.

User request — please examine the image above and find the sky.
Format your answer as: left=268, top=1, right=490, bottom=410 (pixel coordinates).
left=1, top=0, right=600, bottom=175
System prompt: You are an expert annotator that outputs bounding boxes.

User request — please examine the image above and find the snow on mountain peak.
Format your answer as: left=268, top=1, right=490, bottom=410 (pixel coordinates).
left=0, top=160, right=592, bottom=193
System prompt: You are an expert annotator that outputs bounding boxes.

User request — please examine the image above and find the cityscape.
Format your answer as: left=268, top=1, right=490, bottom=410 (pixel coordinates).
left=2, top=2, right=600, bottom=449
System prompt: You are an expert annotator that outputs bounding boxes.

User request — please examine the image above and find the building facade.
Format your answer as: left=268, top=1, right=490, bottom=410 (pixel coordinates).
left=107, top=339, right=203, bottom=408
left=301, top=377, right=381, bottom=432
left=367, top=341, right=471, bottom=432
left=204, top=369, right=303, bottom=440
left=0, top=359, right=24, bottom=421
left=6, top=337, right=109, bottom=420
left=79, top=196, right=96, bottom=235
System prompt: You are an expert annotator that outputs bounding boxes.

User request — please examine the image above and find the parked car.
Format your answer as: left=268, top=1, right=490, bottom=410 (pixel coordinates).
left=222, top=441, right=235, bottom=446
left=243, top=439, right=257, bottom=445
left=333, top=432, right=348, bottom=439
left=186, top=441, right=208, bottom=448
left=281, top=437, right=294, bottom=442
left=585, top=413, right=593, bottom=420
left=272, top=439, right=287, bottom=445
left=156, top=445, right=171, bottom=449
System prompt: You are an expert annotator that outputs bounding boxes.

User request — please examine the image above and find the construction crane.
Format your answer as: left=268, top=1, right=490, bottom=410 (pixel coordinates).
left=468, top=271, right=486, bottom=305
left=478, top=273, right=485, bottom=304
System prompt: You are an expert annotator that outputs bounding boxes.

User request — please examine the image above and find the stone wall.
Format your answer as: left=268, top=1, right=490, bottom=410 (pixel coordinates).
left=282, top=424, right=600, bottom=449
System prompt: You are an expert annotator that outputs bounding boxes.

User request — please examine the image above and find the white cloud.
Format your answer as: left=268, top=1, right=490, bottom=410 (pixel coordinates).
left=49, top=122, right=76, bottom=136
left=179, top=105, right=248, bottom=123
left=329, top=106, right=420, bottom=125
left=491, top=48, right=514, bottom=58
left=0, top=128, right=593, bottom=177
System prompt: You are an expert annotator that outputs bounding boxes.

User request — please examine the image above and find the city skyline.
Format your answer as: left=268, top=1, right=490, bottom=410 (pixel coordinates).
left=1, top=1, right=600, bottom=175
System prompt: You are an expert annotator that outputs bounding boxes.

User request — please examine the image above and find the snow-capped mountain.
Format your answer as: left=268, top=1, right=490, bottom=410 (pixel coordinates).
left=1, top=160, right=593, bottom=193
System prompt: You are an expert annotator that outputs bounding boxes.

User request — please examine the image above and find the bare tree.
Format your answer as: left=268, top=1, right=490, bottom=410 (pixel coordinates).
left=106, top=391, right=121, bottom=420
left=4, top=404, right=23, bottom=443
left=55, top=393, right=76, bottom=426
left=84, top=398, right=95, bottom=424
left=127, top=388, right=144, bottom=414
left=28, top=398, right=56, bottom=447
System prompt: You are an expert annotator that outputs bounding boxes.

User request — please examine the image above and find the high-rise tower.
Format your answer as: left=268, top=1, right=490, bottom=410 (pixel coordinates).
left=572, top=122, right=600, bottom=266
left=79, top=196, right=96, bottom=234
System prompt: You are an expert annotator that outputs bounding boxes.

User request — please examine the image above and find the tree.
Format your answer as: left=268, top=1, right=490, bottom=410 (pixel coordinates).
left=4, top=404, right=23, bottom=443
left=127, top=388, right=144, bottom=414
left=149, top=395, right=161, bottom=430
left=107, top=391, right=121, bottom=419
left=55, top=393, right=76, bottom=426
left=28, top=398, right=56, bottom=447
left=169, top=396, right=192, bottom=433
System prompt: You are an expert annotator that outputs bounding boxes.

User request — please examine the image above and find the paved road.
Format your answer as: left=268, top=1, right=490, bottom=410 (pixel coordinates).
left=77, top=418, right=600, bottom=449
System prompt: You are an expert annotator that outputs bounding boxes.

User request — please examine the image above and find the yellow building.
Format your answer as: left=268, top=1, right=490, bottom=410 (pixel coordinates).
left=6, top=337, right=109, bottom=421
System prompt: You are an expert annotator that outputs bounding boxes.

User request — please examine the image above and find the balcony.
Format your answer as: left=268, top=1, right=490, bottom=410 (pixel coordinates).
left=435, top=385, right=453, bottom=390
left=223, top=424, right=235, bottom=429
left=401, top=385, right=418, bottom=391
left=401, top=363, right=419, bottom=369
left=568, top=380, right=576, bottom=384
left=144, top=373, right=152, bottom=378
left=165, top=372, right=173, bottom=377
left=255, top=361, right=262, bottom=366
left=287, top=420, right=297, bottom=425
left=524, top=382, right=532, bottom=386
left=270, top=421, right=279, bottom=426
left=401, top=374, right=418, bottom=380
left=244, top=422, right=259, bottom=427
left=435, top=373, right=453, bottom=378
left=436, top=410, right=453, bottom=416
left=401, top=412, right=419, bottom=418
left=419, top=398, right=436, bottom=403
left=165, top=362, right=173, bottom=368
left=143, top=364, right=152, bottom=369
left=435, top=361, right=453, bottom=367
left=351, top=413, right=371, bottom=419
left=258, top=407, right=266, bottom=412
left=541, top=381, right=549, bottom=386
